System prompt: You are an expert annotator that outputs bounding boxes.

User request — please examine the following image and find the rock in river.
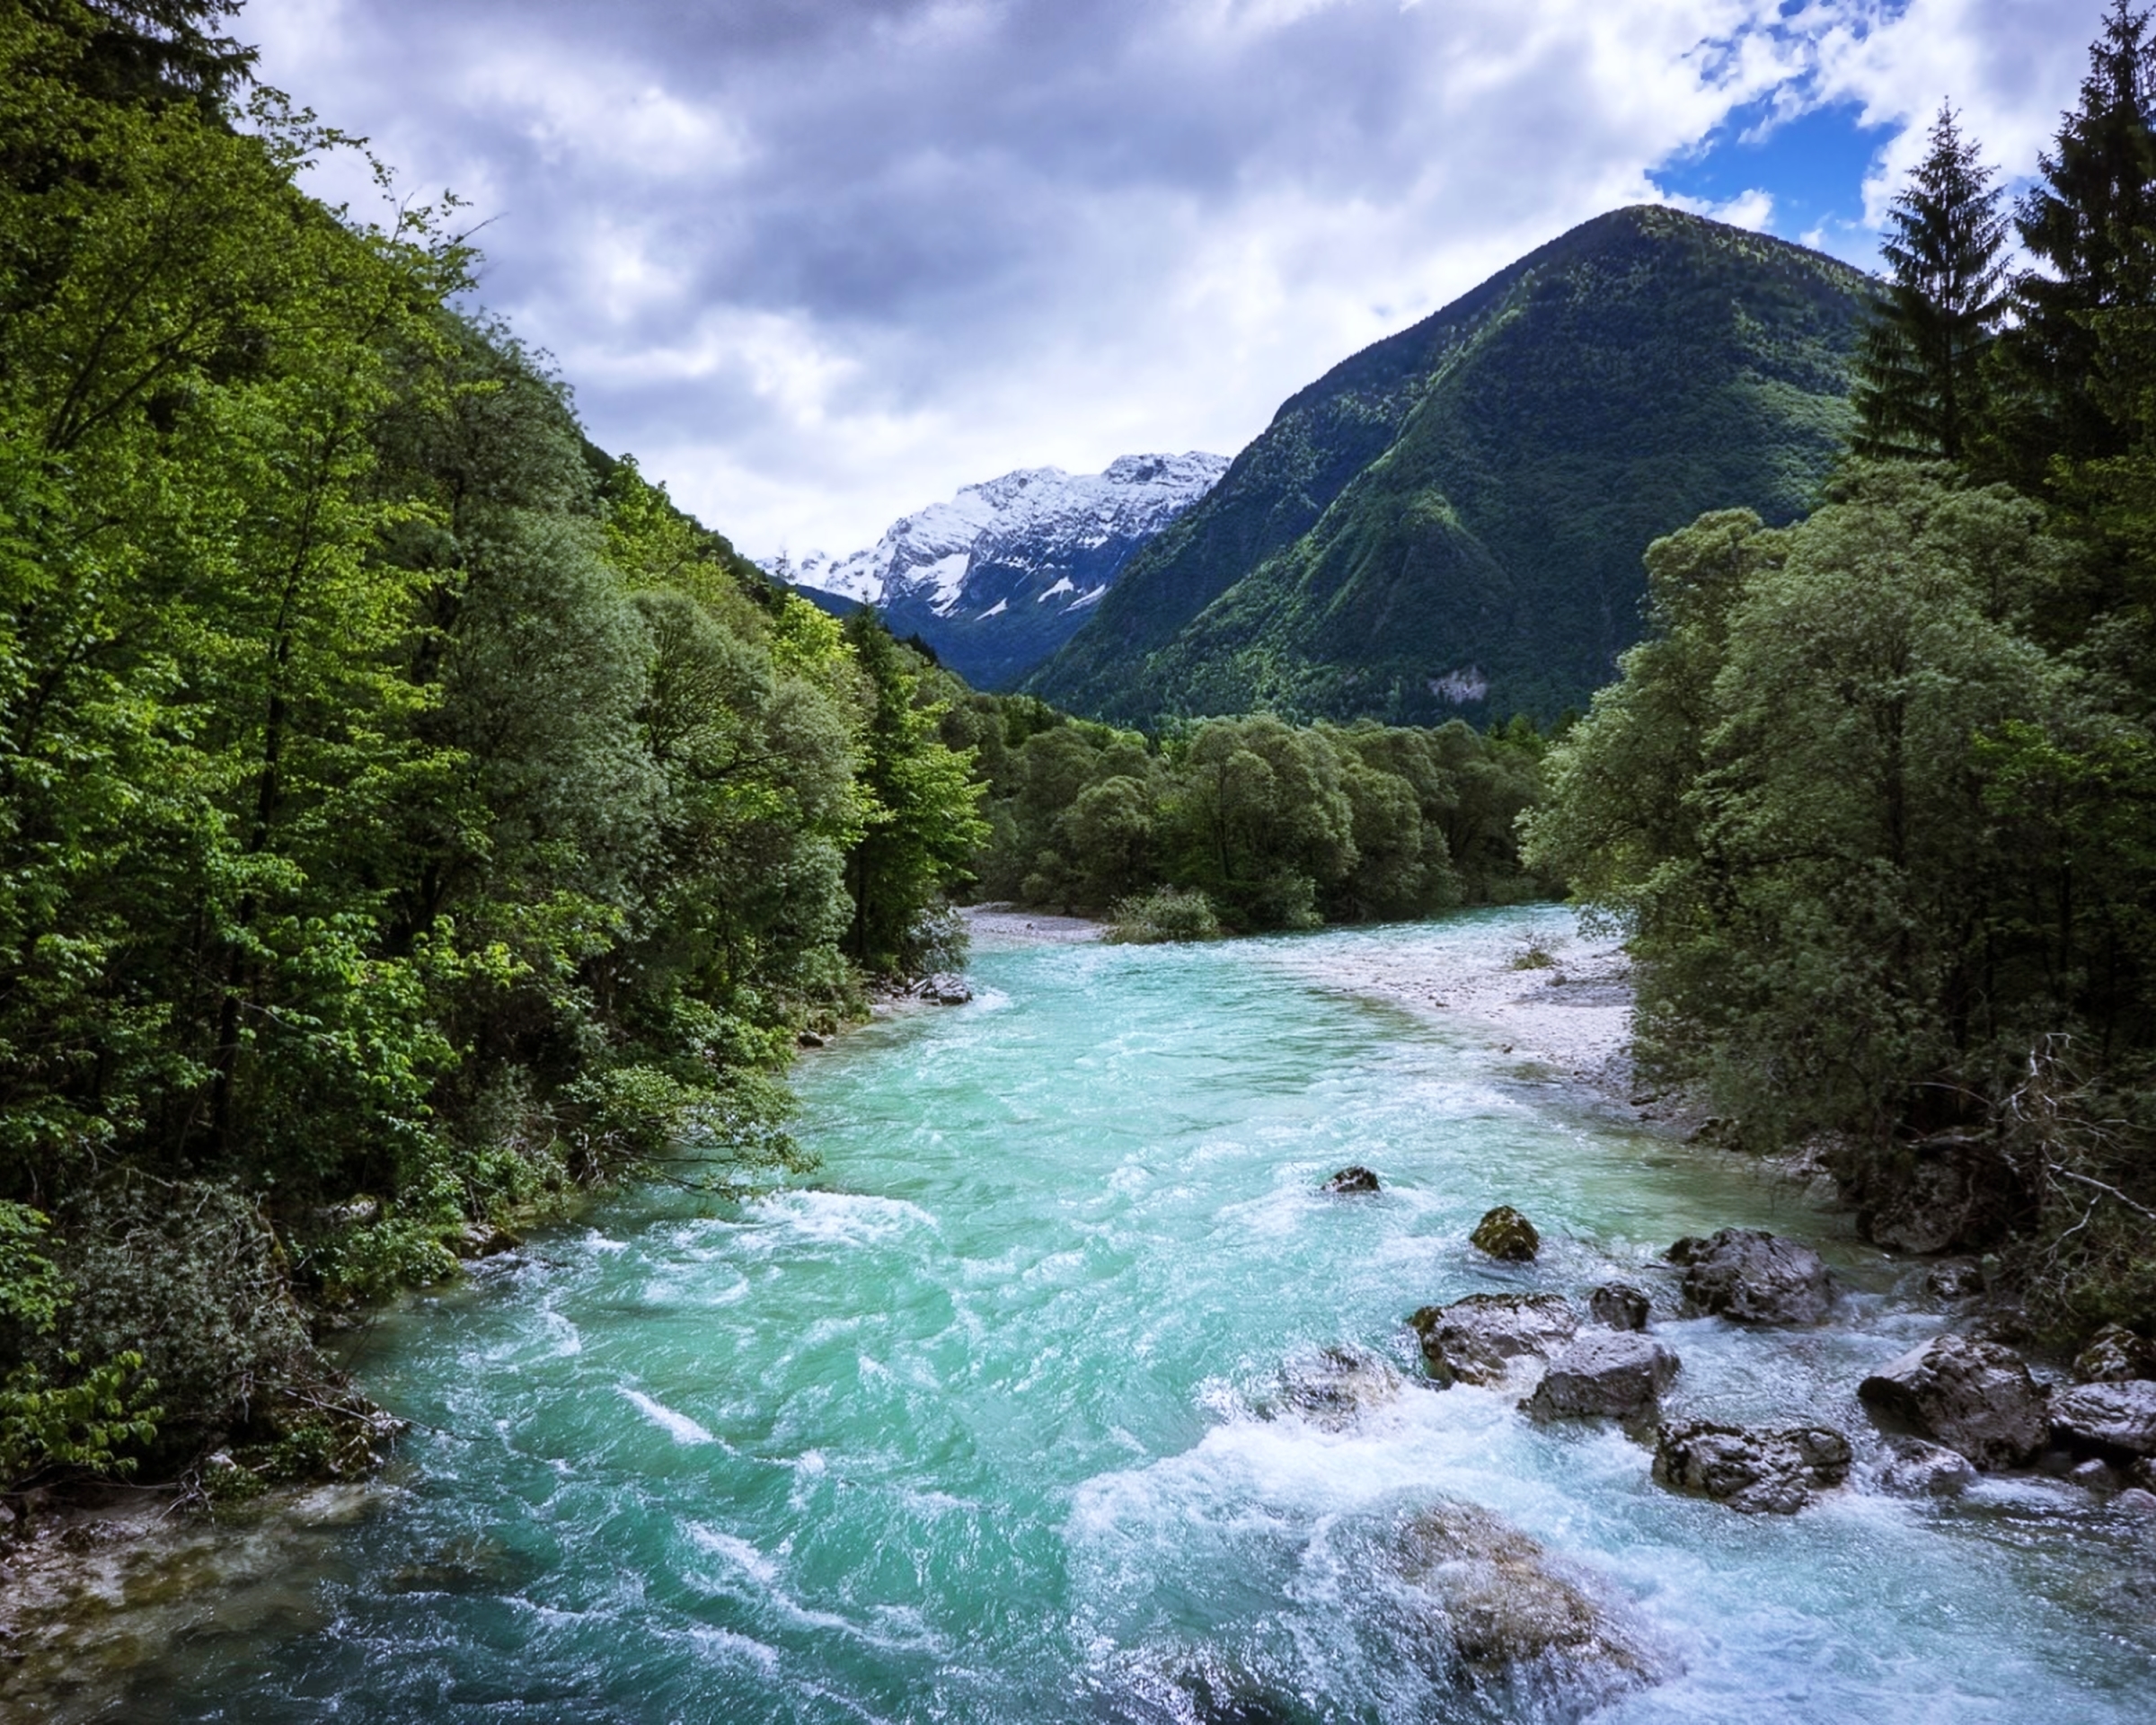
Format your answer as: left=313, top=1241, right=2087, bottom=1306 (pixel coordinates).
left=1875, top=1438, right=1976, bottom=1499
left=1587, top=1282, right=1650, bottom=1331
left=1408, top=1293, right=1577, bottom=1387
left=1393, top=1499, right=1660, bottom=1706
left=1653, top=1420, right=1852, bottom=1515
left=1667, top=1228, right=1833, bottom=1325
left=1523, top=1331, right=1680, bottom=1429
left=1857, top=1333, right=2048, bottom=1470
left=1322, top=1165, right=1380, bottom=1195
left=2049, top=1380, right=2156, bottom=1463
left=1469, top=1205, right=1541, bottom=1261
left=2074, top=1323, right=2156, bottom=1384
left=1271, top=1345, right=1403, bottom=1432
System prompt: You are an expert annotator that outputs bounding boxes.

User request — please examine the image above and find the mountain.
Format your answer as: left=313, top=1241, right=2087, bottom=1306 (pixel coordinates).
left=766, top=453, right=1227, bottom=688
left=1024, top=206, right=1873, bottom=725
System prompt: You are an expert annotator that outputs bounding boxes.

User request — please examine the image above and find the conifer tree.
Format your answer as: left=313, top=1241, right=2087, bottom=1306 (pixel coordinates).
left=1851, top=107, right=2010, bottom=461
left=1990, top=0, right=2156, bottom=483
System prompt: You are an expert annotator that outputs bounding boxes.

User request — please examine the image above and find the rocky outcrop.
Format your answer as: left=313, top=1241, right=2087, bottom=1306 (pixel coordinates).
left=1587, top=1283, right=1650, bottom=1331
left=1470, top=1206, right=1540, bottom=1261
left=1875, top=1438, right=1976, bottom=1499
left=1653, top=1420, right=1852, bottom=1514
left=1322, top=1165, right=1381, bottom=1196
left=1271, top=1345, right=1404, bottom=1431
left=1522, top=1331, right=1679, bottom=1429
left=2048, top=1380, right=2156, bottom=1463
left=2073, top=1324, right=2156, bottom=1384
left=1924, top=1261, right=1984, bottom=1300
left=1408, top=1293, right=1577, bottom=1386
left=1394, top=1500, right=1659, bottom=1699
left=1857, top=1333, right=2048, bottom=1470
left=1667, top=1229, right=1833, bottom=1325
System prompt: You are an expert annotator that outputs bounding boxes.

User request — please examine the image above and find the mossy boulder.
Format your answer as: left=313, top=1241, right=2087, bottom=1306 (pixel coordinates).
left=1470, top=1206, right=1540, bottom=1261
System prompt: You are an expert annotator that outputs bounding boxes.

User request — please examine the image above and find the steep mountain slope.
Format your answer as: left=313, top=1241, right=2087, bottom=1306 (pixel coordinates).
left=1026, top=206, right=1871, bottom=723
left=766, top=453, right=1226, bottom=688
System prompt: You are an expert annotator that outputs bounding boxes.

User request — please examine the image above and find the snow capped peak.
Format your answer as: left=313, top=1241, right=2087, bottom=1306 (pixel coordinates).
left=768, top=453, right=1227, bottom=614
left=761, top=452, right=1229, bottom=688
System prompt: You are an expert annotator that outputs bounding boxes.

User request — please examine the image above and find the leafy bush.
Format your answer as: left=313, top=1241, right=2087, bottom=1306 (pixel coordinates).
left=1104, top=888, right=1224, bottom=944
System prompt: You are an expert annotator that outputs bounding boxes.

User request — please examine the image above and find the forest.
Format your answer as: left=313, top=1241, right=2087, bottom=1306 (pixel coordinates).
left=1528, top=12, right=2156, bottom=1342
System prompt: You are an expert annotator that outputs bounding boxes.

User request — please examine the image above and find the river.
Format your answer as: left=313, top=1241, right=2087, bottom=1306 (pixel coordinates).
left=14, top=908, right=2156, bottom=1721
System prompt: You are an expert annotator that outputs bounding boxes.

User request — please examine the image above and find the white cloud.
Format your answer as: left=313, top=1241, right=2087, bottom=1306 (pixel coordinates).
left=243, top=0, right=2093, bottom=556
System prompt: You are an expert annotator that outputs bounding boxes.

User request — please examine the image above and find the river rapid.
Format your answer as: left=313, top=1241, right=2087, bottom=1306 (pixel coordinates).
left=15, top=908, right=2156, bottom=1721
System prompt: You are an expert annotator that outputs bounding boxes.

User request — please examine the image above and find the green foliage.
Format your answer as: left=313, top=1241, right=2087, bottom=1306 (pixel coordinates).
left=1028, top=206, right=1869, bottom=726
left=955, top=693, right=1543, bottom=930
left=1852, top=105, right=2010, bottom=461
left=1103, top=888, right=1223, bottom=944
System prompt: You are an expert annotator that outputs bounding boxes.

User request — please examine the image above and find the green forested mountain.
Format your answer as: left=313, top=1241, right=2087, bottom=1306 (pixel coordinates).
left=1027, top=206, right=1869, bottom=724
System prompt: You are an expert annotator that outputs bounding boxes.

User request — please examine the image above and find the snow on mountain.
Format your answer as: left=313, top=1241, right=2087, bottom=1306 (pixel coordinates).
left=764, top=452, right=1227, bottom=689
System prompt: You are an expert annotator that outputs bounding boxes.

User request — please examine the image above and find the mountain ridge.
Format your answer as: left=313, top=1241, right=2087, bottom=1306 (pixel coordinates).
left=1026, top=205, right=1874, bottom=723
left=765, top=452, right=1227, bottom=687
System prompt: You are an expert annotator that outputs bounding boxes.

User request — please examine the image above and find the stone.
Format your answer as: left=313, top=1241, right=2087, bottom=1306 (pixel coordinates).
left=1522, top=1331, right=1679, bottom=1428
left=1587, top=1282, right=1650, bottom=1331
left=2114, top=1488, right=2156, bottom=1517
left=1394, top=1499, right=1658, bottom=1694
left=924, top=974, right=972, bottom=1005
left=1857, top=1333, right=2049, bottom=1470
left=1469, top=1205, right=1540, bottom=1261
left=1924, top=1261, right=1984, bottom=1300
left=1322, top=1165, right=1381, bottom=1196
left=2048, top=1380, right=2156, bottom=1462
left=1876, top=1438, right=1975, bottom=1499
left=1667, top=1228, right=1833, bottom=1325
left=1408, top=1292, right=1577, bottom=1387
left=1272, top=1345, right=1402, bottom=1432
left=455, top=1222, right=523, bottom=1260
left=2073, top=1323, right=2156, bottom=1384
left=1653, top=1420, right=1852, bottom=1515
left=2068, top=1458, right=2121, bottom=1492
left=796, top=1029, right=830, bottom=1048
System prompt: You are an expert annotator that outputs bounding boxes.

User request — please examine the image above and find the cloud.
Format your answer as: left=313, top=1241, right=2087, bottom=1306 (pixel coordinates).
left=243, top=0, right=2091, bottom=556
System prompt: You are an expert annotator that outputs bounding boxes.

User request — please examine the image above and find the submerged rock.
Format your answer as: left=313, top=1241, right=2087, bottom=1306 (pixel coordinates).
left=1875, top=1438, right=1976, bottom=1499
left=2049, top=1380, right=2156, bottom=1462
left=1587, top=1283, right=1650, bottom=1331
left=1322, top=1165, right=1381, bottom=1196
left=1522, top=1331, right=1680, bottom=1429
left=1653, top=1420, right=1852, bottom=1514
left=1393, top=1499, right=1659, bottom=1701
left=1667, top=1228, right=1833, bottom=1325
left=1408, top=1293, right=1577, bottom=1386
left=1470, top=1206, right=1541, bottom=1261
left=2074, top=1324, right=2156, bottom=1384
left=1271, top=1345, right=1403, bottom=1432
left=1857, top=1333, right=2048, bottom=1470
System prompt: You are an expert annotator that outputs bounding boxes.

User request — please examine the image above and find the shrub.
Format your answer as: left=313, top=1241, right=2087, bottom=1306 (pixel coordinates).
left=1104, top=887, right=1224, bottom=944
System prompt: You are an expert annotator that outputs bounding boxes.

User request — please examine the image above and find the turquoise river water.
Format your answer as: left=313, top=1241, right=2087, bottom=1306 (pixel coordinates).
left=16, top=909, right=2156, bottom=1721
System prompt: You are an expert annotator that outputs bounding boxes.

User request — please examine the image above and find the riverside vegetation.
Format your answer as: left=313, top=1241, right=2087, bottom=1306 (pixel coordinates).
left=5, top=0, right=2156, bottom=1537
left=0, top=1, right=993, bottom=1506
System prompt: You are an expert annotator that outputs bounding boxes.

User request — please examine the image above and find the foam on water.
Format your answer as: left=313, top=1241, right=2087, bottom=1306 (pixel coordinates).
left=32, top=907, right=2156, bottom=1723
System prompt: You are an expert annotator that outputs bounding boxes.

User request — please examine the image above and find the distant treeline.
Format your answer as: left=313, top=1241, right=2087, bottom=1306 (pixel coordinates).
left=1531, top=8, right=2156, bottom=1342
left=0, top=3, right=983, bottom=1495
left=940, top=694, right=1553, bottom=931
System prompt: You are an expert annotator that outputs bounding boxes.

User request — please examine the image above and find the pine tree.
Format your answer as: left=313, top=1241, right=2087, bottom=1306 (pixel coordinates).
left=1851, top=106, right=2010, bottom=461
left=1989, top=0, right=2156, bottom=484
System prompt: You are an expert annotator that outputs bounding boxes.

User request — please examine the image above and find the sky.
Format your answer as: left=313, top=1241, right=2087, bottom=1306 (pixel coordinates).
left=244, top=0, right=2104, bottom=560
